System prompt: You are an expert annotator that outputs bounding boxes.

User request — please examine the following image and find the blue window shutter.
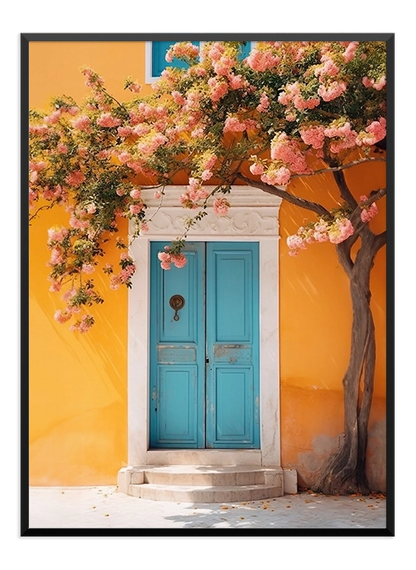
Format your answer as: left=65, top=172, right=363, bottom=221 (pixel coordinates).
left=238, top=42, right=252, bottom=60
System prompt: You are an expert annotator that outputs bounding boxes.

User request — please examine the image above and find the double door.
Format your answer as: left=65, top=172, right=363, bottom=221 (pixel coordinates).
left=149, top=242, right=259, bottom=448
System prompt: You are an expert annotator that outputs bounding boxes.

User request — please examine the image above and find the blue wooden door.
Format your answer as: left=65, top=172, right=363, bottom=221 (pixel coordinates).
left=149, top=242, right=259, bottom=448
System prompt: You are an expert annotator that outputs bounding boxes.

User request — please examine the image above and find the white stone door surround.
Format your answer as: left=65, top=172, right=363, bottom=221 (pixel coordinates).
left=127, top=185, right=282, bottom=467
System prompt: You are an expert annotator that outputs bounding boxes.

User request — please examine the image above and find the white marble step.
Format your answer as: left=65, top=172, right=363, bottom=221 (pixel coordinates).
left=119, top=465, right=286, bottom=502
left=128, top=482, right=283, bottom=503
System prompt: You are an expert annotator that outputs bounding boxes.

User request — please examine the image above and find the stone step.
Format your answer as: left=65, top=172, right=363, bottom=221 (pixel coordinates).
left=118, top=465, right=286, bottom=502
left=128, top=482, right=283, bottom=503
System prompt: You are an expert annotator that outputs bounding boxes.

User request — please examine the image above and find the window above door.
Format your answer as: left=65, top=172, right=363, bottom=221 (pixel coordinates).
left=145, top=41, right=255, bottom=83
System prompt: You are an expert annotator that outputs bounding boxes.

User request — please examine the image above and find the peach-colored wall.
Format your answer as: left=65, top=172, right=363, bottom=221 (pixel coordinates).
left=28, top=41, right=386, bottom=489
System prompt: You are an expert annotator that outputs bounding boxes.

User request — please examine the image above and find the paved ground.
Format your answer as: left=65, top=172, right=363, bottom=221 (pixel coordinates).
left=26, top=485, right=388, bottom=532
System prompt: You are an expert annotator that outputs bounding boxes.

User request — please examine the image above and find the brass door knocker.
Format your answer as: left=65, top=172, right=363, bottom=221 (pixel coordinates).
left=169, top=294, right=185, bottom=321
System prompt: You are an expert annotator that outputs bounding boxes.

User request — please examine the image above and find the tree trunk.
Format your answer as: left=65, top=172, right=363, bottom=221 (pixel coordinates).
left=312, top=228, right=385, bottom=495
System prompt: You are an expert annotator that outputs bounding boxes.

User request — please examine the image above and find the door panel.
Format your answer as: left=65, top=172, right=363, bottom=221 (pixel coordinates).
left=157, top=366, right=198, bottom=444
left=150, top=242, right=205, bottom=448
left=206, top=243, right=259, bottom=448
left=149, top=241, right=259, bottom=449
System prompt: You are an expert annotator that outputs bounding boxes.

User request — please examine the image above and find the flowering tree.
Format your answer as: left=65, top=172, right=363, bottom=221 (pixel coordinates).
left=29, top=40, right=387, bottom=494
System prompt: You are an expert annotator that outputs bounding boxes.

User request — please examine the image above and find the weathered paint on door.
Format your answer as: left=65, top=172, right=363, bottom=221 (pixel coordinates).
left=149, top=242, right=259, bottom=449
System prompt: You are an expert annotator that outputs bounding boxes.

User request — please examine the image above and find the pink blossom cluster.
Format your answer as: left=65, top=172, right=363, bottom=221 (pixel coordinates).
left=278, top=82, right=320, bottom=111
left=44, top=109, right=62, bottom=125
left=256, top=92, right=270, bottom=113
left=324, top=122, right=357, bottom=154
left=270, top=132, right=310, bottom=175
left=213, top=55, right=237, bottom=77
left=362, top=75, right=386, bottom=90
left=97, top=112, right=123, bottom=128
left=54, top=309, right=72, bottom=324
left=249, top=161, right=265, bottom=176
left=47, top=226, right=69, bottom=243
left=228, top=74, right=247, bottom=90
left=207, top=42, right=225, bottom=61
left=287, top=216, right=355, bottom=256
left=213, top=196, right=230, bottom=216
left=208, top=77, right=229, bottom=103
left=299, top=125, right=326, bottom=149
left=328, top=218, right=355, bottom=244
left=65, top=170, right=85, bottom=187
left=315, top=55, right=340, bottom=79
left=110, top=255, right=136, bottom=290
left=180, top=178, right=210, bottom=208
left=48, top=247, right=64, bottom=266
left=165, top=42, right=199, bottom=63
left=71, top=115, right=91, bottom=131
left=356, top=118, right=386, bottom=146
left=261, top=165, right=291, bottom=186
left=69, top=314, right=94, bottom=334
left=158, top=247, right=187, bottom=270
left=81, top=67, right=104, bottom=89
left=223, top=116, right=258, bottom=133
left=40, top=184, right=66, bottom=203
left=246, top=47, right=281, bottom=71
left=360, top=195, right=379, bottom=223
left=136, top=132, right=168, bottom=158
left=343, top=42, right=359, bottom=62
left=69, top=211, right=90, bottom=230
left=317, top=80, right=347, bottom=102
left=82, top=263, right=95, bottom=274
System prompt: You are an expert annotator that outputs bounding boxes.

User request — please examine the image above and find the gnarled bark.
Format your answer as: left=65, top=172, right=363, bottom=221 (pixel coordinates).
left=312, top=225, right=386, bottom=495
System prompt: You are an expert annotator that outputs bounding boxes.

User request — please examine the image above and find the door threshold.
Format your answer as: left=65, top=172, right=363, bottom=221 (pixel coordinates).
left=146, top=449, right=262, bottom=466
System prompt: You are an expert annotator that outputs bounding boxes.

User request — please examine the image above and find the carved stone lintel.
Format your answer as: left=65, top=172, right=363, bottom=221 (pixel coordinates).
left=140, top=185, right=281, bottom=238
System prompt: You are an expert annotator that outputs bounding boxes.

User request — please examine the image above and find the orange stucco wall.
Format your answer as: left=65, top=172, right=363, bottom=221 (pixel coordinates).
left=28, top=41, right=386, bottom=489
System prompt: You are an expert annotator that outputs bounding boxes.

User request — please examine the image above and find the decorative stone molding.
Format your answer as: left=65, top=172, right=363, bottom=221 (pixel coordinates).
left=141, top=185, right=281, bottom=237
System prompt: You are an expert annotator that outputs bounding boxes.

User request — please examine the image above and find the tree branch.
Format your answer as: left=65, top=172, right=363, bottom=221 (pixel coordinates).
left=332, top=169, right=358, bottom=210
left=238, top=174, right=330, bottom=217
left=290, top=157, right=386, bottom=181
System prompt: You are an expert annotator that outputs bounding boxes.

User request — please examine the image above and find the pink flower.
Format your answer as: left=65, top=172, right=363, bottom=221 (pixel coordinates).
left=49, top=280, right=61, bottom=292
left=127, top=81, right=141, bottom=93
left=300, top=125, right=326, bottom=149
left=130, top=188, right=141, bottom=200
left=49, top=248, right=64, bottom=265
left=54, top=309, right=72, bottom=324
left=213, top=196, right=230, bottom=216
left=165, top=42, right=199, bottom=63
left=208, top=77, right=229, bottom=103
left=71, top=115, right=91, bottom=131
left=65, top=170, right=85, bottom=187
left=96, top=113, right=121, bottom=128
left=343, top=42, right=359, bottom=62
left=172, top=253, right=187, bottom=268
left=82, top=263, right=95, bottom=274
left=250, top=162, right=264, bottom=176
left=117, top=126, right=134, bottom=138
left=110, top=275, right=121, bottom=290
left=57, top=143, right=68, bottom=154
left=256, top=92, right=270, bottom=112
left=44, top=110, right=62, bottom=124
left=129, top=203, right=143, bottom=215
left=286, top=234, right=307, bottom=256
left=47, top=226, right=68, bottom=242
left=261, top=166, right=291, bottom=186
left=328, top=218, right=354, bottom=244
left=246, top=48, right=281, bottom=71
left=360, top=195, right=379, bottom=223
left=318, top=81, right=347, bottom=102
